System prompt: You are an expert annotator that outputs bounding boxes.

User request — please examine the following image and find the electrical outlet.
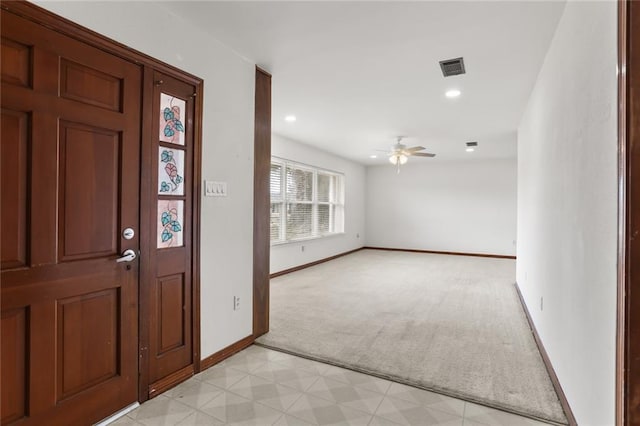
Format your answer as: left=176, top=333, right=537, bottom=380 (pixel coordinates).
left=301, top=245, right=305, bottom=252
left=234, top=296, right=240, bottom=311
left=540, top=297, right=544, bottom=311
left=356, top=233, right=360, bottom=239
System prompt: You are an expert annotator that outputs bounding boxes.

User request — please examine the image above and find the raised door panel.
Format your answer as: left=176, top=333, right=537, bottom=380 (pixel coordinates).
left=1, top=109, right=29, bottom=269
left=1, top=308, right=28, bottom=424
left=58, top=122, right=120, bottom=261
left=157, top=274, right=186, bottom=354
left=1, top=37, right=31, bottom=88
left=60, top=59, right=123, bottom=112
left=56, top=289, right=118, bottom=401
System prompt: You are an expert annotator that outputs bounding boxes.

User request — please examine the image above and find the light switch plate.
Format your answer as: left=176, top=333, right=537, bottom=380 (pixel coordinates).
left=205, top=180, right=228, bottom=197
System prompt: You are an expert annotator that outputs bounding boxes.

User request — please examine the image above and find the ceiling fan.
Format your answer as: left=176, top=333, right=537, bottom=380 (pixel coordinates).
left=382, top=137, right=436, bottom=173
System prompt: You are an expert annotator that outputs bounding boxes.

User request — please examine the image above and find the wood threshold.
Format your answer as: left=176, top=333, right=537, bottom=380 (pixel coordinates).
left=364, top=246, right=516, bottom=260
left=148, top=364, right=194, bottom=399
left=200, top=334, right=255, bottom=371
left=514, top=283, right=577, bottom=426
left=270, top=247, right=364, bottom=278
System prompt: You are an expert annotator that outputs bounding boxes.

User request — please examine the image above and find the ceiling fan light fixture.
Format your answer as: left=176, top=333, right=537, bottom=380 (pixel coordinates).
left=389, top=154, right=408, bottom=165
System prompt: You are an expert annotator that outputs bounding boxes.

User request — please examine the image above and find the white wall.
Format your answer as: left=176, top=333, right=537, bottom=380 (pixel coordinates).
left=37, top=1, right=256, bottom=359
left=271, top=134, right=366, bottom=273
left=365, top=159, right=517, bottom=256
left=516, top=1, right=617, bottom=424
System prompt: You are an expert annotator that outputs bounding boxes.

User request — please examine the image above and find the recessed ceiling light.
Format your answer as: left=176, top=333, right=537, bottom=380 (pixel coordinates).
left=445, top=89, right=461, bottom=98
left=466, top=147, right=475, bottom=152
left=370, top=155, right=377, bottom=159
left=285, top=115, right=296, bottom=122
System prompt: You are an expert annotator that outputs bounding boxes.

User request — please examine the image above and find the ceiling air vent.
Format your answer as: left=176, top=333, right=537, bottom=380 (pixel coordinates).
left=439, top=57, right=466, bottom=77
left=466, top=141, right=478, bottom=147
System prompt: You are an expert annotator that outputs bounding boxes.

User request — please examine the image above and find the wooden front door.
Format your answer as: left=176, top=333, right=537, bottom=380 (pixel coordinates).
left=1, top=10, right=142, bottom=425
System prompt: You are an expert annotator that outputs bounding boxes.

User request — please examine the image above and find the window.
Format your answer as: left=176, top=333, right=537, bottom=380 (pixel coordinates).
left=270, top=158, right=344, bottom=244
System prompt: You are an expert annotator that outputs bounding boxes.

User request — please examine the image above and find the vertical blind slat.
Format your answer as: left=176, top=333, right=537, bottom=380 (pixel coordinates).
left=270, top=159, right=344, bottom=243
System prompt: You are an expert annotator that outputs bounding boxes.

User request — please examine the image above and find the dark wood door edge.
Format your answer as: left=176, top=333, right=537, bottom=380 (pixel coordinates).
left=192, top=80, right=204, bottom=376
left=200, top=335, right=255, bottom=371
left=137, top=65, right=155, bottom=402
left=514, top=283, right=577, bottom=426
left=270, top=247, right=365, bottom=278
left=363, top=246, right=516, bottom=260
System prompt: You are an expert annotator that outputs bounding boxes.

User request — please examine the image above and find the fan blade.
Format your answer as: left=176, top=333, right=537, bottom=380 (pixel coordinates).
left=412, top=152, right=436, bottom=157
left=406, top=146, right=426, bottom=153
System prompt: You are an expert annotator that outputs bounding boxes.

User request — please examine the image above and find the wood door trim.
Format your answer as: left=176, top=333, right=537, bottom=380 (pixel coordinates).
left=253, top=67, right=271, bottom=338
left=137, top=66, right=154, bottom=403
left=192, top=82, right=204, bottom=376
left=363, top=246, right=516, bottom=260
left=0, top=1, right=204, bottom=405
left=514, top=283, right=577, bottom=425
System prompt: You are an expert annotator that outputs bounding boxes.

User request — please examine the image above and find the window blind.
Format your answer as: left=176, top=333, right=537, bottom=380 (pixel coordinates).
left=270, top=158, right=344, bottom=244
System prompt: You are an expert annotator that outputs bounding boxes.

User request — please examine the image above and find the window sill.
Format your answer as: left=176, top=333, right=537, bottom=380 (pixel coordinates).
left=271, top=232, right=346, bottom=247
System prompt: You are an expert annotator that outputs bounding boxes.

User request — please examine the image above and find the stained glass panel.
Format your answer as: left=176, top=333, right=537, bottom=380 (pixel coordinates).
left=157, top=199, right=184, bottom=248
left=158, top=147, right=185, bottom=195
left=159, top=93, right=186, bottom=145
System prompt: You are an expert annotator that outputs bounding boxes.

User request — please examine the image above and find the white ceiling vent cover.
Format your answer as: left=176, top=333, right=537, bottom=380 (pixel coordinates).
left=439, top=57, right=466, bottom=77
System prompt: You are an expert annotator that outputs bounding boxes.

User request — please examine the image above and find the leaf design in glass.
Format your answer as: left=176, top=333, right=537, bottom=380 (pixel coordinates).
left=161, top=229, right=172, bottom=242
left=174, top=120, right=185, bottom=132
left=164, top=123, right=175, bottom=137
left=161, top=211, right=171, bottom=226
left=165, top=163, right=178, bottom=178
left=161, top=150, right=173, bottom=163
left=170, top=221, right=182, bottom=232
left=164, top=107, right=174, bottom=121
left=160, top=182, right=170, bottom=192
left=175, top=175, right=183, bottom=184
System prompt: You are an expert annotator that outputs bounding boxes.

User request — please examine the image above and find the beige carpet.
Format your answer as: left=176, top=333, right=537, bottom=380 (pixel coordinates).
left=257, top=249, right=567, bottom=424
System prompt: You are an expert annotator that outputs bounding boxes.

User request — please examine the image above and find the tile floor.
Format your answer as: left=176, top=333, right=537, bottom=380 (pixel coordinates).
left=110, top=345, right=555, bottom=426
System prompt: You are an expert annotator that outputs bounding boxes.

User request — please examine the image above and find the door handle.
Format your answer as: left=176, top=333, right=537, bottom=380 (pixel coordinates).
left=116, top=249, right=137, bottom=263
